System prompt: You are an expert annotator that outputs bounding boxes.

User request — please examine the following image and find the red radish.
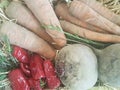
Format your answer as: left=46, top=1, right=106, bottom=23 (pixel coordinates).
left=28, top=78, right=43, bottom=90
left=30, top=54, right=45, bottom=80
left=12, top=46, right=29, bottom=64
left=20, top=63, right=31, bottom=77
left=9, top=69, right=30, bottom=90
left=43, top=60, right=56, bottom=77
left=43, top=60, right=61, bottom=89
left=46, top=76, right=61, bottom=89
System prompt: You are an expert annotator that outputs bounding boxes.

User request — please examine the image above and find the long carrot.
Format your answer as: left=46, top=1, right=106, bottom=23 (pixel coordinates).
left=0, top=21, right=56, bottom=59
left=55, top=2, right=108, bottom=33
left=78, top=0, right=120, bottom=26
left=69, top=0, right=120, bottom=35
left=23, top=0, right=67, bottom=47
left=60, top=20, right=120, bottom=43
left=5, top=1, right=60, bottom=48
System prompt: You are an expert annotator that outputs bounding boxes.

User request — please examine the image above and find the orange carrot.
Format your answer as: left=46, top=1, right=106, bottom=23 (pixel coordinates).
left=79, top=0, right=120, bottom=26
left=60, top=20, right=120, bottom=43
left=0, top=21, right=56, bottom=59
left=69, top=0, right=120, bottom=35
left=5, top=1, right=58, bottom=47
left=55, top=2, right=108, bottom=33
left=23, top=0, right=67, bottom=47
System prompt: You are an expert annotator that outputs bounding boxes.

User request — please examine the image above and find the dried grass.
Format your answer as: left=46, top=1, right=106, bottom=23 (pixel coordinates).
left=97, top=0, right=120, bottom=15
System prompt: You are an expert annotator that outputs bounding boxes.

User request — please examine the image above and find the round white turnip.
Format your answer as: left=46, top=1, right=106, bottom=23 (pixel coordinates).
left=55, top=44, right=98, bottom=90
left=95, top=44, right=120, bottom=87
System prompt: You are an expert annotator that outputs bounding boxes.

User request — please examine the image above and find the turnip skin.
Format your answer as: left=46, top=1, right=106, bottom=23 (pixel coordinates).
left=55, top=44, right=98, bottom=90
left=96, top=44, right=120, bottom=87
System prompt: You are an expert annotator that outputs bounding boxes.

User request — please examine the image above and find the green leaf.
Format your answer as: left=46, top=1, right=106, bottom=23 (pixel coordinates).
left=41, top=24, right=63, bottom=32
left=0, top=50, right=6, bottom=57
left=2, top=35, right=12, bottom=53
left=64, top=32, right=112, bottom=49
left=0, top=74, right=7, bottom=81
left=0, top=35, right=18, bottom=73
left=40, top=79, right=46, bottom=88
left=0, top=79, right=10, bottom=88
left=0, top=0, right=10, bottom=9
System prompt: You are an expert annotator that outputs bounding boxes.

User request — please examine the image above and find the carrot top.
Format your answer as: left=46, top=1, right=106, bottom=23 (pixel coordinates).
left=41, top=24, right=63, bottom=32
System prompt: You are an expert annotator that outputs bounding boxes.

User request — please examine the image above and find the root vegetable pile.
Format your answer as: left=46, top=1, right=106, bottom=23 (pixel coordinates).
left=0, top=0, right=120, bottom=90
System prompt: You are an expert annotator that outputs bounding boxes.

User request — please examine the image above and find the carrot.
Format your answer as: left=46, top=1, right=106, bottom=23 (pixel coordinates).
left=0, top=21, right=56, bottom=59
left=5, top=1, right=59, bottom=48
left=60, top=20, right=120, bottom=43
left=23, top=0, right=67, bottom=47
left=55, top=2, right=108, bottom=33
left=69, top=0, right=120, bottom=35
left=78, top=0, right=120, bottom=26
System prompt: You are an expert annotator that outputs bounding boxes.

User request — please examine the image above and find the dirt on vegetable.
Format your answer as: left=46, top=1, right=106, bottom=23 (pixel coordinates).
left=55, top=44, right=98, bottom=90
left=93, top=44, right=120, bottom=88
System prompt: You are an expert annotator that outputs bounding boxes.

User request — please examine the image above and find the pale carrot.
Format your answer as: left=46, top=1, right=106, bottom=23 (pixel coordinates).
left=60, top=20, right=120, bottom=43
left=78, top=0, right=120, bottom=25
left=55, top=2, right=108, bottom=33
left=0, top=21, right=56, bottom=59
left=23, top=0, right=67, bottom=47
left=69, top=0, right=120, bottom=35
left=5, top=1, right=58, bottom=48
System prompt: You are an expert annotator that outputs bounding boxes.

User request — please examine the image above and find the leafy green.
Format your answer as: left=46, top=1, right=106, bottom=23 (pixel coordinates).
left=64, top=32, right=112, bottom=49
left=0, top=36, right=18, bottom=71
left=41, top=24, right=63, bottom=32
left=0, top=0, right=10, bottom=9
left=0, top=74, right=7, bottom=81
left=39, top=24, right=111, bottom=49
left=0, top=78, right=10, bottom=88
left=40, top=79, right=46, bottom=88
left=0, top=35, right=18, bottom=87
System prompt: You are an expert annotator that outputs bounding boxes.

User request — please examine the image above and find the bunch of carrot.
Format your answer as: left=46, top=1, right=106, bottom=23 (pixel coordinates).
left=0, top=0, right=67, bottom=60
left=54, top=0, right=120, bottom=44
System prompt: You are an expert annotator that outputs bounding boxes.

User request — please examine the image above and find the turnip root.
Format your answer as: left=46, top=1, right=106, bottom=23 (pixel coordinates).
left=93, top=44, right=120, bottom=87
left=55, top=44, right=98, bottom=90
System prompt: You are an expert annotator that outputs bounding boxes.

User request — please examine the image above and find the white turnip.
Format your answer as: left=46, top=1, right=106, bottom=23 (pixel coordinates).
left=55, top=44, right=98, bottom=90
left=94, top=44, right=120, bottom=88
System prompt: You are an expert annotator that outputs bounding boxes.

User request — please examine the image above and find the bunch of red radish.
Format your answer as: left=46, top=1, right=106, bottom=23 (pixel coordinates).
left=8, top=46, right=61, bottom=90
